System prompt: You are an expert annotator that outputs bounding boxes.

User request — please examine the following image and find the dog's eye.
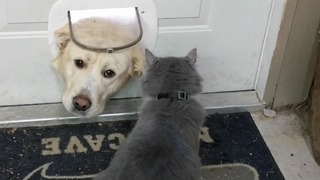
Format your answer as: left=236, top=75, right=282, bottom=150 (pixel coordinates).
left=103, top=70, right=116, bottom=78
left=74, top=59, right=85, bottom=69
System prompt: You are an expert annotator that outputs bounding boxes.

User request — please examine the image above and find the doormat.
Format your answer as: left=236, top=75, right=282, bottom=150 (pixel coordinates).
left=0, top=112, right=284, bottom=180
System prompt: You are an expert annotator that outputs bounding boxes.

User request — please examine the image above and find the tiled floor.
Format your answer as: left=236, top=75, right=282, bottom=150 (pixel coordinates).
left=251, top=110, right=320, bottom=180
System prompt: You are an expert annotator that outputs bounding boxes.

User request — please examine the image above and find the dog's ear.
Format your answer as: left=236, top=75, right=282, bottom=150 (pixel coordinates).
left=129, top=46, right=145, bottom=76
left=55, top=24, right=70, bottom=52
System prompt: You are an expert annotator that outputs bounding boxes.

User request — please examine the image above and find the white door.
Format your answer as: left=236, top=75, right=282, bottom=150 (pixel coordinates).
left=0, top=0, right=273, bottom=106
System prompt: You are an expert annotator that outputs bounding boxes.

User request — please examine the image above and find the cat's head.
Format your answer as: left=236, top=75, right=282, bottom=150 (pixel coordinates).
left=141, top=49, right=202, bottom=96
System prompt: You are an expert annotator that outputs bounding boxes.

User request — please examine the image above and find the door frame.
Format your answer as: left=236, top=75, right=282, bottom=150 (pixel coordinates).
left=257, top=0, right=320, bottom=108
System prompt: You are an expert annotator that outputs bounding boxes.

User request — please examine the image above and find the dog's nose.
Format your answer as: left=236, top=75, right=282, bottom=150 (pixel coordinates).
left=72, top=95, right=91, bottom=112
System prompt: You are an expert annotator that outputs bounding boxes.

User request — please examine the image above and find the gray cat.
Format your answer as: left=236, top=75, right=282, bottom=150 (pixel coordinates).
left=94, top=49, right=207, bottom=180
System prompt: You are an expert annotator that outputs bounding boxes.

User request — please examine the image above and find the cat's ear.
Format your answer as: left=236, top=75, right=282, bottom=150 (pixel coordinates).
left=186, top=48, right=197, bottom=65
left=145, top=48, right=156, bottom=66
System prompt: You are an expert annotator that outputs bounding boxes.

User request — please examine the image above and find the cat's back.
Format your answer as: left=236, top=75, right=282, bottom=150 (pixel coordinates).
left=97, top=116, right=202, bottom=180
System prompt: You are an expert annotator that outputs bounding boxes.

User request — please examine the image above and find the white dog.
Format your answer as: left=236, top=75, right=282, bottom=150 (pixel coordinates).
left=52, top=18, right=144, bottom=118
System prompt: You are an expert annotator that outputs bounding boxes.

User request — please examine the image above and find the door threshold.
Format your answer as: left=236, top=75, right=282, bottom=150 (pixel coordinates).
left=0, top=91, right=264, bottom=128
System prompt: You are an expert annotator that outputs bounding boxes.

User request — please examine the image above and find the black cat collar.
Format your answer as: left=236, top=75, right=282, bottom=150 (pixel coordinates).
left=156, top=91, right=188, bottom=100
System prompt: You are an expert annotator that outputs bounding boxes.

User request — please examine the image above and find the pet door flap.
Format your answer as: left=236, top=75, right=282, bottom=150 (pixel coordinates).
left=67, top=7, right=143, bottom=53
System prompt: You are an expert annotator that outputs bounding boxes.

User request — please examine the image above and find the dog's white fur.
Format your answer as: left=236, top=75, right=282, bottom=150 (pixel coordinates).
left=52, top=18, right=144, bottom=118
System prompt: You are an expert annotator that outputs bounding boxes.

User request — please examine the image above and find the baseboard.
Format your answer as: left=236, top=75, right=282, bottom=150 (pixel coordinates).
left=0, top=91, right=264, bottom=128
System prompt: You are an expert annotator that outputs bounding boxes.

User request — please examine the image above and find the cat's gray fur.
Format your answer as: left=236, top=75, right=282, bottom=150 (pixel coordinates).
left=94, top=49, right=207, bottom=180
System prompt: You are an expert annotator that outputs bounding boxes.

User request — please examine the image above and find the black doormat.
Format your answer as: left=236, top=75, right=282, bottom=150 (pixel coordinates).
left=0, top=112, right=284, bottom=180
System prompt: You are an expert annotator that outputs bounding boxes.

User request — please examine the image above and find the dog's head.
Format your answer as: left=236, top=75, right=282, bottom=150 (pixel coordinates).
left=52, top=19, right=144, bottom=118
